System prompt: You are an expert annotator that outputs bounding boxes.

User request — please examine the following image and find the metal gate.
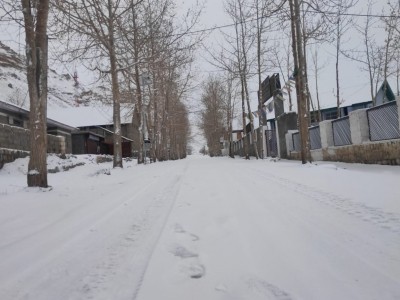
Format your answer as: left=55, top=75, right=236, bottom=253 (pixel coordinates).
left=265, top=130, right=278, bottom=157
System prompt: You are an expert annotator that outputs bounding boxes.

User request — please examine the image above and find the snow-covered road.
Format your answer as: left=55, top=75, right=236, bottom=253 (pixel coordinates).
left=0, top=155, right=399, bottom=300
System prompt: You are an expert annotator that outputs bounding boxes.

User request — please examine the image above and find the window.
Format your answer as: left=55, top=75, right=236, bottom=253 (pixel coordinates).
left=12, top=118, right=23, bottom=127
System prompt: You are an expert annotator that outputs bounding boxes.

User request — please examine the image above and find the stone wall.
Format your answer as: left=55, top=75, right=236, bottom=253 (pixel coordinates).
left=0, top=123, right=30, bottom=151
left=288, top=138, right=400, bottom=166
left=321, top=140, right=400, bottom=165
left=0, top=123, right=68, bottom=168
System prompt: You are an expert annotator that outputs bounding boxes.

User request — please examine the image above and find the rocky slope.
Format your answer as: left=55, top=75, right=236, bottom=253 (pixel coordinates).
left=0, top=41, right=108, bottom=109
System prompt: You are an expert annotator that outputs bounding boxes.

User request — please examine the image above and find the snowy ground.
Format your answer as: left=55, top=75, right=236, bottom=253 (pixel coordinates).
left=0, top=154, right=399, bottom=300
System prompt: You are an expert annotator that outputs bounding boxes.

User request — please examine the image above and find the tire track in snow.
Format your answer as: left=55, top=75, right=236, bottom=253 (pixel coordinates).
left=129, top=163, right=189, bottom=300
left=250, top=167, right=400, bottom=236
left=71, top=167, right=188, bottom=300
left=0, top=168, right=164, bottom=300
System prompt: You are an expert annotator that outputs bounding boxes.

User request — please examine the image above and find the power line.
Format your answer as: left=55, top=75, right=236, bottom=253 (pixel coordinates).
left=2, top=6, right=397, bottom=43
left=166, top=9, right=400, bottom=38
left=304, top=9, right=400, bottom=19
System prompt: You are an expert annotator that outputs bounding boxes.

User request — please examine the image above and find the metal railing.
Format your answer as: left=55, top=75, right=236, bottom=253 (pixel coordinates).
left=332, top=116, right=352, bottom=146
left=309, top=126, right=322, bottom=150
left=367, top=101, right=400, bottom=141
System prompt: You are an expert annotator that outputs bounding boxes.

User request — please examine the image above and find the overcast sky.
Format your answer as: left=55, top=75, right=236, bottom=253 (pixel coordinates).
left=183, top=0, right=397, bottom=112
left=1, top=1, right=397, bottom=116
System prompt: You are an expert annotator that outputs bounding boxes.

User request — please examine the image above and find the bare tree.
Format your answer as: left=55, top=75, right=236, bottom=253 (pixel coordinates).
left=300, top=2, right=333, bottom=122
left=248, top=0, right=284, bottom=158
left=206, top=2, right=250, bottom=159
left=381, top=0, right=400, bottom=100
left=328, top=0, right=358, bottom=117
left=225, top=71, right=238, bottom=158
left=51, top=0, right=142, bottom=168
left=393, top=47, right=400, bottom=96
left=288, top=0, right=310, bottom=164
left=199, top=76, right=227, bottom=157
left=223, top=0, right=259, bottom=159
left=341, top=0, right=383, bottom=105
left=270, top=37, right=294, bottom=112
left=22, top=0, right=50, bottom=187
left=310, top=46, right=327, bottom=122
left=118, top=0, right=202, bottom=162
left=1, top=1, right=51, bottom=186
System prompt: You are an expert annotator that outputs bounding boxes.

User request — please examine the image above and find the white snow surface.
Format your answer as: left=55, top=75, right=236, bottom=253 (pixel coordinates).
left=48, top=105, right=134, bottom=128
left=0, top=155, right=399, bottom=300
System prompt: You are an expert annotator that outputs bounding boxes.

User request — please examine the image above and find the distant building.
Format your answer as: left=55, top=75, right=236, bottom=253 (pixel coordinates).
left=49, top=105, right=134, bottom=157
left=375, top=80, right=396, bottom=106
left=310, top=81, right=396, bottom=123
left=310, top=101, right=373, bottom=124
left=0, top=100, right=76, bottom=153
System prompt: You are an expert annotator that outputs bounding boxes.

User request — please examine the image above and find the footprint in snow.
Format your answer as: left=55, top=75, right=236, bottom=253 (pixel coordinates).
left=185, top=263, right=205, bottom=279
left=247, top=278, right=294, bottom=300
left=173, top=223, right=200, bottom=241
left=171, top=245, right=198, bottom=259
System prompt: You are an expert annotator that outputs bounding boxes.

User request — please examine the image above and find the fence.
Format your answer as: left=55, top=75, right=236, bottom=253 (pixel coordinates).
left=309, top=126, right=321, bottom=150
left=332, top=116, right=351, bottom=146
left=367, top=101, right=400, bottom=141
left=286, top=98, right=400, bottom=165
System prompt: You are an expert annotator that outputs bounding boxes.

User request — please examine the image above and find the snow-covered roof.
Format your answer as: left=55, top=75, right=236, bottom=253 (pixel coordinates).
left=48, top=104, right=134, bottom=128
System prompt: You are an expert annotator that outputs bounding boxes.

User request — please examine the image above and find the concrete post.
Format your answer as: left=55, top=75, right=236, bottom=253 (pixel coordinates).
left=349, top=108, right=369, bottom=145
left=285, top=130, right=297, bottom=157
left=276, top=112, right=298, bottom=159
left=59, top=136, right=66, bottom=157
left=397, top=96, right=400, bottom=131
left=319, top=120, right=334, bottom=148
left=261, top=125, right=267, bottom=159
left=275, top=122, right=281, bottom=158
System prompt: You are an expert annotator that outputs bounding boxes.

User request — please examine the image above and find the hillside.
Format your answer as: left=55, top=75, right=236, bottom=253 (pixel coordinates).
left=0, top=41, right=108, bottom=110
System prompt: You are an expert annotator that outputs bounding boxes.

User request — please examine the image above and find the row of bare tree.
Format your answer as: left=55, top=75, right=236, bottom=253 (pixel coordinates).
left=199, top=0, right=400, bottom=164
left=1, top=0, right=202, bottom=187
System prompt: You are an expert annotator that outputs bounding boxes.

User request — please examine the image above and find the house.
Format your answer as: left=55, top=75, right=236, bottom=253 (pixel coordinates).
left=310, top=81, right=396, bottom=123
left=1, top=100, right=135, bottom=161
left=0, top=100, right=76, bottom=153
left=310, top=101, right=373, bottom=124
left=375, top=80, right=396, bottom=105
left=48, top=105, right=134, bottom=157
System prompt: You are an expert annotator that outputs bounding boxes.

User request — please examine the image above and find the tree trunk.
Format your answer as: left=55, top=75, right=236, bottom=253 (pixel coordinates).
left=238, top=0, right=259, bottom=159
left=314, top=50, right=322, bottom=122
left=287, top=41, right=293, bottom=111
left=22, top=0, right=49, bottom=187
left=294, top=0, right=310, bottom=163
left=289, top=0, right=310, bottom=164
left=108, top=0, right=123, bottom=168
left=256, top=0, right=264, bottom=158
left=240, top=76, right=249, bottom=159
left=336, top=17, right=341, bottom=118
left=244, top=75, right=259, bottom=159
left=130, top=4, right=144, bottom=164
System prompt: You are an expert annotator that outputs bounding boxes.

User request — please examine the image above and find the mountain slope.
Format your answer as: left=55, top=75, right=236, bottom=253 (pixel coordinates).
left=0, top=41, right=108, bottom=109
